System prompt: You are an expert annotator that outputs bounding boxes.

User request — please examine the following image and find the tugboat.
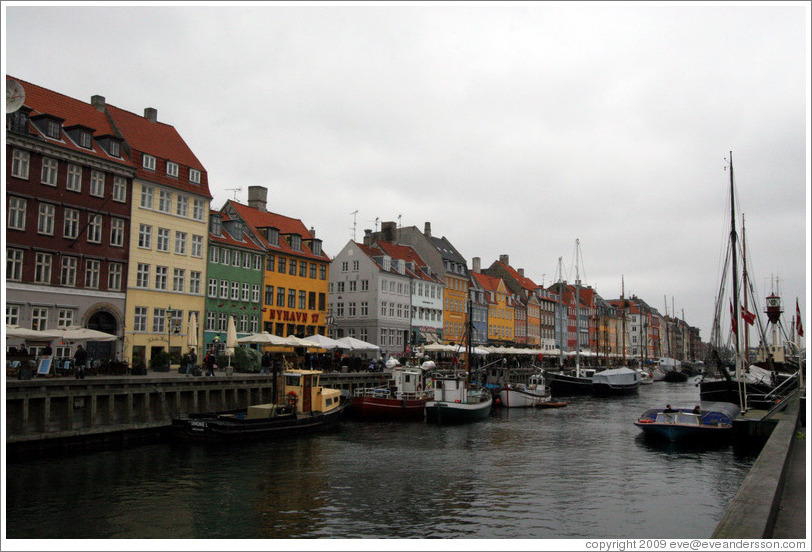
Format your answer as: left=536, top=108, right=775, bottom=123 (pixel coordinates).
left=172, top=369, right=350, bottom=442
left=349, top=365, right=427, bottom=421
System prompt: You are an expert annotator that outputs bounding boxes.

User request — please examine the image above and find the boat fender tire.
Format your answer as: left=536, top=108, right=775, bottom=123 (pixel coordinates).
left=637, top=419, right=654, bottom=424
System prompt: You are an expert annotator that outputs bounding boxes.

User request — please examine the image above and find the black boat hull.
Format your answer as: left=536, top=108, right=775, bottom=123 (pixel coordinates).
left=545, top=371, right=593, bottom=396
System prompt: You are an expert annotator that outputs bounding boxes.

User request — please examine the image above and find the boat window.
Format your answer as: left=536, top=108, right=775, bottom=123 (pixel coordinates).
left=326, top=398, right=333, bottom=406
left=284, top=375, right=300, bottom=387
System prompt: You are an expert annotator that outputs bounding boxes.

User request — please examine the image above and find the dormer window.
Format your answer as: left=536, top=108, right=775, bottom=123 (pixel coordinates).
left=95, top=135, right=122, bottom=158
left=290, top=234, right=302, bottom=251
left=108, top=140, right=120, bottom=157
left=189, top=169, right=201, bottom=184
left=265, top=228, right=279, bottom=247
left=210, top=215, right=222, bottom=237
left=167, top=162, right=179, bottom=178
left=46, top=120, right=61, bottom=139
left=143, top=154, right=156, bottom=171
left=311, top=239, right=322, bottom=256
left=79, top=131, right=92, bottom=148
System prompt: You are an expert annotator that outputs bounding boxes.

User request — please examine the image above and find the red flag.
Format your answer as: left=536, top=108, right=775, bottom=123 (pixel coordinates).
left=741, top=305, right=755, bottom=326
left=797, top=299, right=804, bottom=337
left=730, top=300, right=737, bottom=335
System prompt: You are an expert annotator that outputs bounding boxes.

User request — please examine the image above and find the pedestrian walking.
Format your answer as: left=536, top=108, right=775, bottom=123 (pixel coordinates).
left=204, top=351, right=216, bottom=377
left=186, top=348, right=197, bottom=376
left=74, top=345, right=88, bottom=379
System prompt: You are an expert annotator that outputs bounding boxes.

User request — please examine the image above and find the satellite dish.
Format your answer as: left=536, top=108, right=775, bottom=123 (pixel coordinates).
left=6, top=79, right=26, bottom=113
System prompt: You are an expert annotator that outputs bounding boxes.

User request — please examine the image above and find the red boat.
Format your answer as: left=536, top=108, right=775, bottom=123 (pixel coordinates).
left=349, top=367, right=427, bottom=421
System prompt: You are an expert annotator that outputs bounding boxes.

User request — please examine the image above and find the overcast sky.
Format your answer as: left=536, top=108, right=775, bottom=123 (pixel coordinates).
left=4, top=2, right=809, bottom=342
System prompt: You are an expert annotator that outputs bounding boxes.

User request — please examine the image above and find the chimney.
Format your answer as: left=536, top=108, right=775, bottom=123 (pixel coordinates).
left=144, top=107, right=158, bottom=123
left=424, top=222, right=432, bottom=238
left=472, top=257, right=481, bottom=273
left=248, top=186, right=268, bottom=211
left=382, top=221, right=397, bottom=242
left=309, top=226, right=316, bottom=238
left=499, top=254, right=510, bottom=266
left=518, top=268, right=525, bottom=277
left=91, top=95, right=106, bottom=112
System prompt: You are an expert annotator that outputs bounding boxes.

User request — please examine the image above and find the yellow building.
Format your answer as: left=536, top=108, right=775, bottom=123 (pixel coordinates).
left=109, top=105, right=211, bottom=366
left=223, top=187, right=331, bottom=337
left=472, top=272, right=514, bottom=345
left=443, top=272, right=469, bottom=345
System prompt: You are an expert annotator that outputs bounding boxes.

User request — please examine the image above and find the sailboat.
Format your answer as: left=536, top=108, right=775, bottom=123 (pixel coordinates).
left=698, top=152, right=796, bottom=410
left=424, top=292, right=493, bottom=424
left=545, top=240, right=595, bottom=396
left=591, top=276, right=640, bottom=396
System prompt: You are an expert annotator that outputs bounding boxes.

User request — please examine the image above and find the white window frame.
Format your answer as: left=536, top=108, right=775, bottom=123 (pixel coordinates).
left=189, top=168, right=201, bottom=184
left=41, top=157, right=58, bottom=186
left=190, top=271, right=201, bottom=295
left=136, top=263, right=150, bottom=288
left=138, top=224, right=152, bottom=249
left=7, top=197, right=26, bottom=230
left=85, top=259, right=100, bottom=289
left=173, top=269, right=185, bottom=292
left=155, top=266, right=168, bottom=290
left=108, top=263, right=123, bottom=291
left=176, top=195, right=189, bottom=217
left=34, top=252, right=52, bottom=284
left=134, top=307, right=148, bottom=332
left=37, top=203, right=55, bottom=235
left=110, top=218, right=125, bottom=247
left=175, top=231, right=187, bottom=255
left=208, top=278, right=218, bottom=297
left=61, top=256, right=78, bottom=286
left=11, top=149, right=30, bottom=179
left=156, top=228, right=170, bottom=252
left=167, top=161, right=179, bottom=178
left=87, top=214, right=102, bottom=243
left=143, top=153, right=156, bottom=171
left=112, top=176, right=127, bottom=202
left=67, top=164, right=82, bottom=192
left=158, top=190, right=172, bottom=213
left=90, top=170, right=105, bottom=197
left=140, top=185, right=154, bottom=208
left=191, top=235, right=203, bottom=257
left=7, top=248, right=24, bottom=281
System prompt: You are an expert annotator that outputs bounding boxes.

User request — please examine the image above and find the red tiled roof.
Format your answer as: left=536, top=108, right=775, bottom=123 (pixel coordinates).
left=7, top=76, right=134, bottom=168
left=209, top=211, right=265, bottom=251
left=373, top=241, right=442, bottom=283
left=497, top=261, right=538, bottom=291
left=228, top=201, right=330, bottom=261
left=105, top=104, right=211, bottom=198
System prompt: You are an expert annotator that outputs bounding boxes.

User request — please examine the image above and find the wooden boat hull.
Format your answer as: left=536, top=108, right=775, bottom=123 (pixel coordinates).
left=172, top=399, right=350, bottom=442
left=349, top=396, right=426, bottom=421
left=592, top=382, right=640, bottom=397
left=498, top=387, right=551, bottom=408
left=425, top=396, right=492, bottom=424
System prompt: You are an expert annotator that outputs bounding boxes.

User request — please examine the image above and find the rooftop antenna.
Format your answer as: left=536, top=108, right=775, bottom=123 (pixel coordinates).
left=397, top=214, right=402, bottom=230
left=225, top=188, right=242, bottom=201
left=350, top=210, right=359, bottom=241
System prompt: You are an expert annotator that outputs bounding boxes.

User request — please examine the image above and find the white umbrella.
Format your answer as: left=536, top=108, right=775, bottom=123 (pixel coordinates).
left=5, top=324, right=51, bottom=340
left=46, top=325, right=117, bottom=342
left=187, top=312, right=198, bottom=351
left=283, top=335, right=319, bottom=348
left=335, top=336, right=380, bottom=352
left=304, top=334, right=343, bottom=350
left=225, top=316, right=238, bottom=366
left=238, top=332, right=288, bottom=346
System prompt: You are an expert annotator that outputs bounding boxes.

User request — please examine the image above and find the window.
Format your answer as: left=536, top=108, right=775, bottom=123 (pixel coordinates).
left=206, top=311, right=216, bottom=331
left=45, top=119, right=61, bottom=139
left=308, top=292, right=316, bottom=310
left=277, top=287, right=285, bottom=307
left=85, top=259, right=100, bottom=288
left=173, top=269, right=185, bottom=292
left=143, top=154, right=156, bottom=171
left=7, top=249, right=23, bottom=281
left=189, top=168, right=201, bottom=184
left=90, top=170, right=105, bottom=197
left=221, top=249, right=230, bottom=266
left=361, top=302, right=369, bottom=316
left=41, top=157, right=58, bottom=186
left=254, top=255, right=262, bottom=271
left=190, top=271, right=201, bottom=294
left=134, top=307, right=148, bottom=332
left=6, top=304, right=21, bottom=326
left=167, top=161, right=179, bottom=178
left=220, top=280, right=228, bottom=299
left=266, top=255, right=275, bottom=272
left=336, top=303, right=345, bottom=317
left=87, top=214, right=102, bottom=243
left=57, top=309, right=74, bottom=328
left=319, top=265, right=327, bottom=280
left=289, top=260, right=296, bottom=276
left=231, top=281, right=240, bottom=300
left=193, top=198, right=205, bottom=221
left=232, top=250, right=241, bottom=266
left=140, top=185, right=153, bottom=208
left=176, top=195, right=189, bottom=217
left=136, top=263, right=150, bottom=288
left=242, top=283, right=250, bottom=302
left=349, top=281, right=357, bottom=292
left=299, top=260, right=307, bottom=277
left=211, top=215, right=222, bottom=236
left=240, top=315, right=248, bottom=333
left=299, top=290, right=306, bottom=309
left=191, top=235, right=203, bottom=257
left=349, top=302, right=357, bottom=317
left=67, top=164, right=82, bottom=191
left=155, top=266, right=168, bottom=290
left=337, top=282, right=345, bottom=293
left=61, top=256, right=78, bottom=286
left=138, top=224, right=152, bottom=249
left=243, top=253, right=251, bottom=269
left=31, top=308, right=48, bottom=331
left=37, top=203, right=55, bottom=235
left=318, top=293, right=326, bottom=311
left=11, top=149, right=30, bottom=179
left=109, top=140, right=121, bottom=158
left=175, top=231, right=187, bottom=255
left=218, top=313, right=227, bottom=332
left=158, top=190, right=172, bottom=213
left=208, top=278, right=218, bottom=297
left=252, top=285, right=260, bottom=303
left=35, top=253, right=52, bottom=284
left=265, top=286, right=274, bottom=305
left=290, top=234, right=302, bottom=251
left=112, top=176, right=127, bottom=202
left=153, top=308, right=167, bottom=333
left=342, top=262, right=348, bottom=272
left=156, top=228, right=170, bottom=252
left=7, top=197, right=26, bottom=230
left=309, top=263, right=317, bottom=278
left=278, top=257, right=287, bottom=273
left=353, top=260, right=360, bottom=271
left=108, top=263, right=123, bottom=291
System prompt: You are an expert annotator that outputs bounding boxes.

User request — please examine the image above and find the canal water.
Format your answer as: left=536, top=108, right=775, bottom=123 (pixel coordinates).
left=4, top=380, right=759, bottom=541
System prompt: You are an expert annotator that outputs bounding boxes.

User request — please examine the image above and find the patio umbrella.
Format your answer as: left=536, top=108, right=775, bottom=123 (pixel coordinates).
left=303, top=334, right=342, bottom=350
left=335, top=336, right=380, bottom=352
left=283, top=335, right=319, bottom=348
left=6, top=324, right=52, bottom=340
left=238, top=332, right=288, bottom=346
left=46, top=325, right=117, bottom=342
left=187, top=312, right=198, bottom=351
left=225, top=316, right=238, bottom=367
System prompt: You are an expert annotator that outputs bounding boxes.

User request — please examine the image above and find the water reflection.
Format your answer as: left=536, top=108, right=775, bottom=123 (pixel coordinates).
left=6, top=382, right=758, bottom=539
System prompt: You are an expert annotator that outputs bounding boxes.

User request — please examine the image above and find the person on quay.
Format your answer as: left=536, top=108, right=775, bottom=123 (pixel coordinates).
left=186, top=348, right=197, bottom=376
left=260, top=351, right=272, bottom=375
left=204, top=350, right=216, bottom=377
left=74, top=344, right=88, bottom=380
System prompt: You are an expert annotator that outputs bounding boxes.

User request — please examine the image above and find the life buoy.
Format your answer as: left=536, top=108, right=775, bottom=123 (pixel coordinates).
left=637, top=418, right=654, bottom=424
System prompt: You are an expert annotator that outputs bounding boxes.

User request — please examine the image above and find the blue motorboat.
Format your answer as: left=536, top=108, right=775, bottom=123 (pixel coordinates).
left=634, top=402, right=741, bottom=442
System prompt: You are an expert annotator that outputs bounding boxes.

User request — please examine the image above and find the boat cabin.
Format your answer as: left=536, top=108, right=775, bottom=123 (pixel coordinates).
left=430, top=373, right=470, bottom=403
left=390, top=367, right=425, bottom=398
left=283, top=370, right=342, bottom=415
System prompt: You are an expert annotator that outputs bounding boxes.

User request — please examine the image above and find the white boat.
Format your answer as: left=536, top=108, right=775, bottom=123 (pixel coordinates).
left=636, top=368, right=655, bottom=384
left=592, top=367, right=641, bottom=396
left=498, top=372, right=552, bottom=407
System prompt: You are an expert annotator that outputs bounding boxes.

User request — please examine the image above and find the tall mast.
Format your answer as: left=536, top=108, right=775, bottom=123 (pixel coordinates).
left=575, top=239, right=581, bottom=377
left=729, top=152, right=745, bottom=412
left=621, top=275, right=627, bottom=365
left=742, top=214, right=750, bottom=364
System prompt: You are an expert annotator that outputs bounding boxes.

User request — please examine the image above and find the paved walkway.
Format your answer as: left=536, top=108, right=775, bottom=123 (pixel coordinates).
left=771, top=414, right=807, bottom=538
